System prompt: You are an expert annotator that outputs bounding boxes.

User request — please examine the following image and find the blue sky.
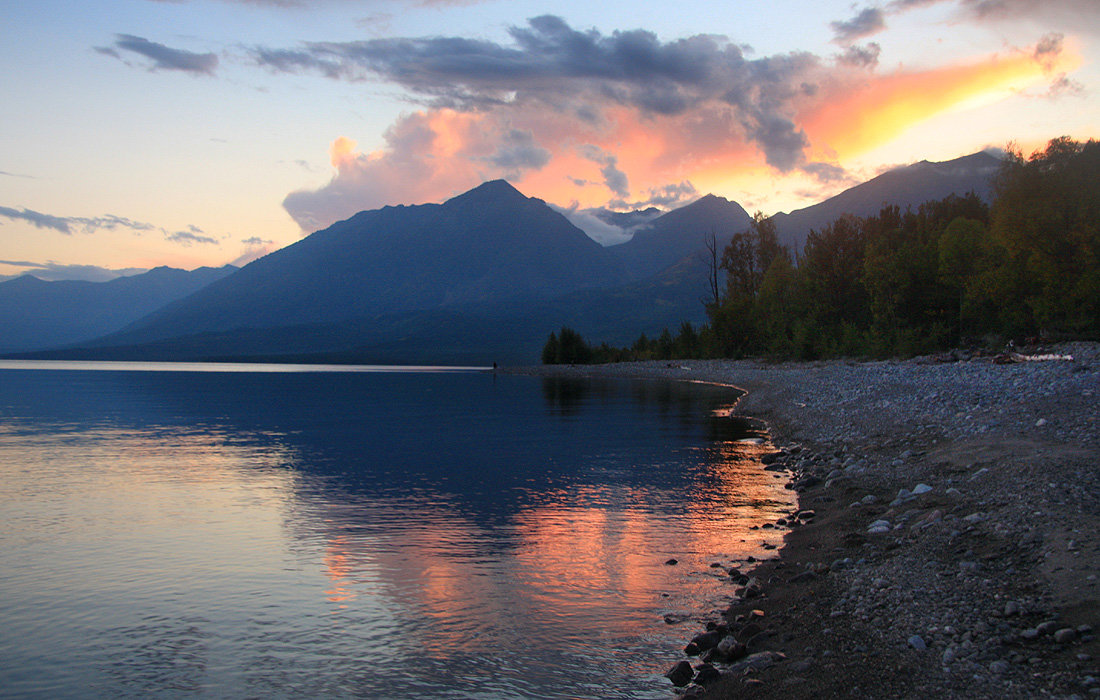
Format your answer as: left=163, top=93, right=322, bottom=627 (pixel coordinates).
left=1, top=0, right=1096, bottom=280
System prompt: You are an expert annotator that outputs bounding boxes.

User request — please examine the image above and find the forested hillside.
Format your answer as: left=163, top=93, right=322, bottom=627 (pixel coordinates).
left=546, top=137, right=1098, bottom=362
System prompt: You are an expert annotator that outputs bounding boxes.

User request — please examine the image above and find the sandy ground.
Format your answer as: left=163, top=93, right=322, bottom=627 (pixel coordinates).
left=510, top=342, right=1100, bottom=699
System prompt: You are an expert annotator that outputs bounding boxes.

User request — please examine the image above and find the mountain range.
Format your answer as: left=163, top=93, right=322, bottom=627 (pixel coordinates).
left=0, top=265, right=236, bottom=354
left=2, top=151, right=1000, bottom=364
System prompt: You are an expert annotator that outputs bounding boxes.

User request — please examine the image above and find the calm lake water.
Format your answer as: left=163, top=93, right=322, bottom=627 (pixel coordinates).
left=0, top=362, right=794, bottom=699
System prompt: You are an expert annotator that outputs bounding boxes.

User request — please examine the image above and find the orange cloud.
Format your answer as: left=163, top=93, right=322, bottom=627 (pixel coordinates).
left=805, top=45, right=1082, bottom=161
left=284, top=35, right=1082, bottom=230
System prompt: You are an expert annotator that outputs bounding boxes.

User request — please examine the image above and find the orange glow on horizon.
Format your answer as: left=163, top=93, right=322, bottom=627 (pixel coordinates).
left=806, top=47, right=1083, bottom=162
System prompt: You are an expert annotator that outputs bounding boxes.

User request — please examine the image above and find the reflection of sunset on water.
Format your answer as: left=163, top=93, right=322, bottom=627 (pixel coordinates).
left=323, top=537, right=355, bottom=606
left=0, top=367, right=803, bottom=696
left=509, top=437, right=795, bottom=620
left=312, top=398, right=796, bottom=661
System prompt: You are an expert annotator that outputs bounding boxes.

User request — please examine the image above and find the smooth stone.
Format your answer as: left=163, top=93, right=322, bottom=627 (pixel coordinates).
left=689, top=630, right=725, bottom=652
left=912, top=483, right=933, bottom=495
left=990, top=660, right=1010, bottom=674
left=908, top=635, right=927, bottom=651
left=666, top=660, right=694, bottom=687
left=693, top=663, right=722, bottom=686
left=1037, top=621, right=1060, bottom=636
left=726, top=651, right=786, bottom=675
left=1055, top=627, right=1078, bottom=643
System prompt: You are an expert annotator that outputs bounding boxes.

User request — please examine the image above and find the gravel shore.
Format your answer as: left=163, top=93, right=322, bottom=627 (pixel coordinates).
left=511, top=342, right=1100, bottom=699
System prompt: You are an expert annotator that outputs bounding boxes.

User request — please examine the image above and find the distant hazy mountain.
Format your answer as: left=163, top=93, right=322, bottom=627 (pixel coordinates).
left=608, top=194, right=752, bottom=278
left=96, top=180, right=621, bottom=349
left=772, top=151, right=1001, bottom=252
left=0, top=265, right=236, bottom=353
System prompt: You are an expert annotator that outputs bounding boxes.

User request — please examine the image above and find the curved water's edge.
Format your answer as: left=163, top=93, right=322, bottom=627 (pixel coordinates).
left=506, top=365, right=803, bottom=696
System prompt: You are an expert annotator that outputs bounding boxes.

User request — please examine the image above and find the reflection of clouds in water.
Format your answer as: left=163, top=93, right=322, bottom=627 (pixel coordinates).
left=0, top=367, right=795, bottom=697
left=301, top=433, right=795, bottom=663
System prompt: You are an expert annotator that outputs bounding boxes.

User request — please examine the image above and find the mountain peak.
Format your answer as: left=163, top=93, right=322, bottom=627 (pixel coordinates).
left=447, top=179, right=527, bottom=206
left=674, top=193, right=747, bottom=219
left=7, top=274, right=47, bottom=286
left=694, top=193, right=726, bottom=203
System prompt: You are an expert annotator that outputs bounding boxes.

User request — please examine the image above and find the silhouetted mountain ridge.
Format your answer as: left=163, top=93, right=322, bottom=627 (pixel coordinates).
left=0, top=265, right=237, bottom=353
left=97, top=180, right=617, bottom=348
left=7, top=150, right=1003, bottom=363
left=772, top=151, right=1000, bottom=252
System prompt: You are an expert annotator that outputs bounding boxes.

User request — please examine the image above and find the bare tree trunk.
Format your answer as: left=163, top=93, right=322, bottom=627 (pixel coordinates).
left=705, top=229, right=720, bottom=307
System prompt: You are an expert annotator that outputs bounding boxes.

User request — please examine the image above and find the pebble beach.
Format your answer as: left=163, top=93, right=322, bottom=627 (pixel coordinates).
left=514, top=342, right=1100, bottom=698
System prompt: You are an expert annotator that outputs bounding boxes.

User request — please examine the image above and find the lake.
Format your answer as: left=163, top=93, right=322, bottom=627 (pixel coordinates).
left=0, top=362, right=794, bottom=698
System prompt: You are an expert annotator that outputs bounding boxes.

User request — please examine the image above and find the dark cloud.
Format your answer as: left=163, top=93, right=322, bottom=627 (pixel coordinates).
left=1033, top=32, right=1064, bottom=68
left=165, top=225, right=219, bottom=245
left=607, top=183, right=699, bottom=210
left=830, top=8, right=887, bottom=44
left=483, top=129, right=551, bottom=175
left=1026, top=32, right=1085, bottom=95
left=801, top=161, right=856, bottom=184
left=0, top=207, right=157, bottom=235
left=1046, top=73, right=1085, bottom=97
left=0, top=170, right=35, bottom=179
left=580, top=145, right=630, bottom=199
left=959, top=0, right=1099, bottom=23
left=887, top=0, right=1100, bottom=30
left=0, top=206, right=75, bottom=233
left=837, top=42, right=882, bottom=68
left=251, top=16, right=826, bottom=172
left=636, top=181, right=698, bottom=208
left=745, top=115, right=808, bottom=171
left=241, top=236, right=274, bottom=246
left=0, top=206, right=222, bottom=248
left=250, top=47, right=348, bottom=79
left=101, top=34, right=218, bottom=75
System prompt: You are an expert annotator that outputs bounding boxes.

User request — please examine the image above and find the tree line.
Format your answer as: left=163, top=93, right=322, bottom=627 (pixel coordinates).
left=543, top=137, right=1099, bottom=364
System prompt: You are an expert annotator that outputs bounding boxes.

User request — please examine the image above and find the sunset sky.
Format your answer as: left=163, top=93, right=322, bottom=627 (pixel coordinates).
left=2, top=0, right=1097, bottom=280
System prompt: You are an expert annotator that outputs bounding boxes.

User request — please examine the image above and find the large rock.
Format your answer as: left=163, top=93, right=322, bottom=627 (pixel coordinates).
left=666, top=660, right=694, bottom=687
left=726, top=651, right=787, bottom=675
left=687, top=630, right=725, bottom=654
left=694, top=663, right=722, bottom=686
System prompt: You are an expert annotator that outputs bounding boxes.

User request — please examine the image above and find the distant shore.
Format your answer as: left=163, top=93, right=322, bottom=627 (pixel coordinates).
left=510, top=343, right=1100, bottom=698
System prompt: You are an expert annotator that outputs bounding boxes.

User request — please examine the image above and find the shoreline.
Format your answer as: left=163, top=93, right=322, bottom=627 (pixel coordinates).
left=509, top=343, right=1100, bottom=698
